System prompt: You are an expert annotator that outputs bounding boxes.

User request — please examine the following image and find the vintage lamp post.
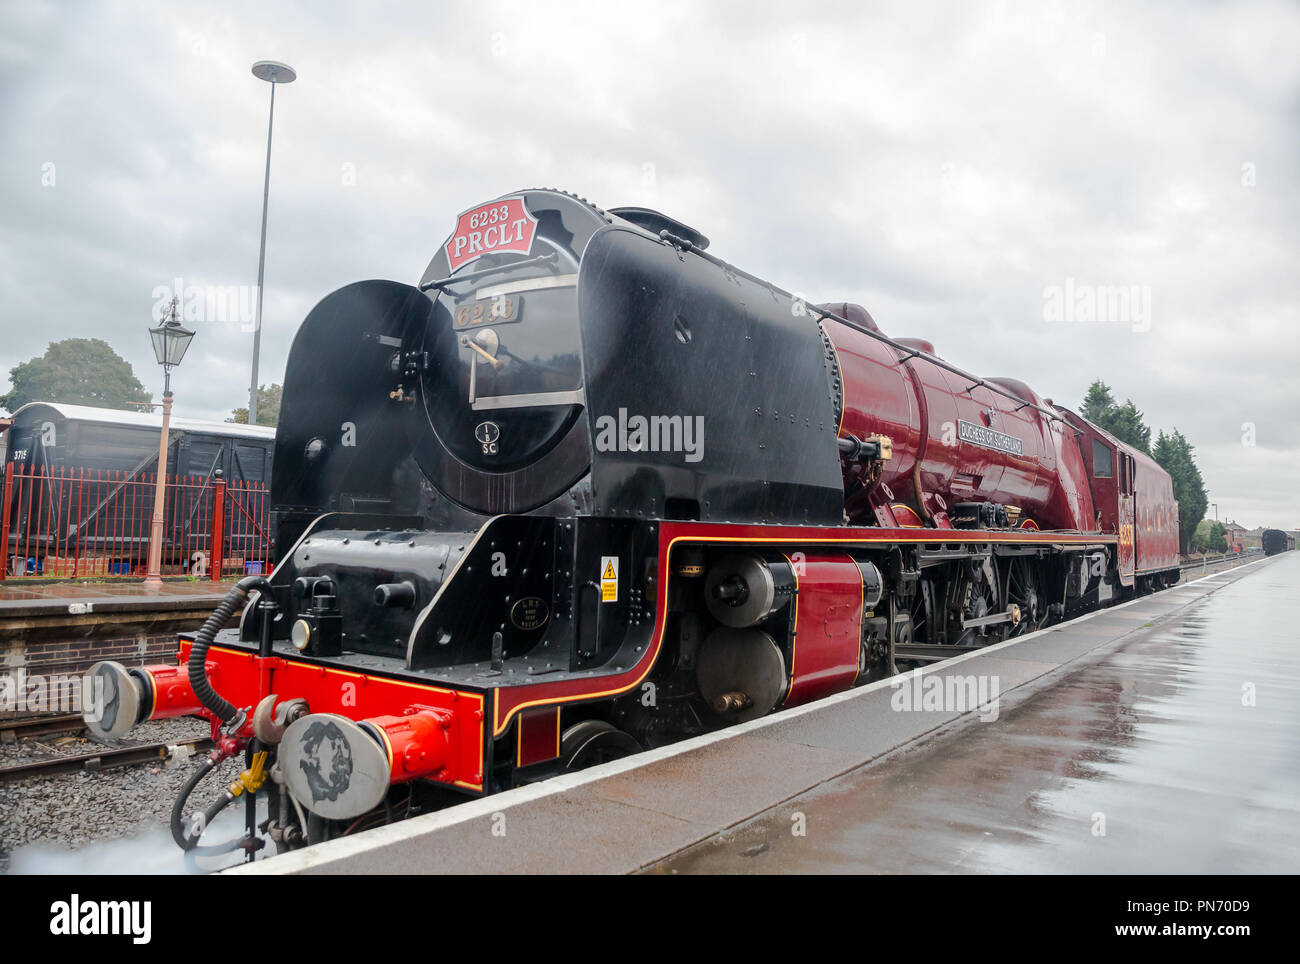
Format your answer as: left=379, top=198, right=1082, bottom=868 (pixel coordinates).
left=143, top=298, right=195, bottom=590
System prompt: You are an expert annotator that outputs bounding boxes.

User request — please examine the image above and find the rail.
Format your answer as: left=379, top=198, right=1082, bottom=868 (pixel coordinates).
left=0, top=714, right=85, bottom=742
left=1179, top=551, right=1255, bottom=573
left=0, top=735, right=214, bottom=783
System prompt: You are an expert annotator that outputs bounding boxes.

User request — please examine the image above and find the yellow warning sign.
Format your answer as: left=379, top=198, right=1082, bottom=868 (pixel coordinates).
left=600, top=555, right=618, bottom=603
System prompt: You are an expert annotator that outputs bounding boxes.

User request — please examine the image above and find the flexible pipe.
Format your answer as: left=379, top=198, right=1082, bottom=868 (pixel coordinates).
left=187, top=575, right=271, bottom=724
left=170, top=755, right=241, bottom=855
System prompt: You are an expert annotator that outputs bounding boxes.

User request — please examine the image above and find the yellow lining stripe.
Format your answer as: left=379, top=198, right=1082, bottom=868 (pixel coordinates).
left=854, top=561, right=865, bottom=682
left=890, top=504, right=925, bottom=528
left=781, top=553, right=800, bottom=700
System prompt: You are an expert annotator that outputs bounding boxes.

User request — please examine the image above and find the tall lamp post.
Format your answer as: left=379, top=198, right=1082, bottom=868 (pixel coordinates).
left=248, top=59, right=296, bottom=426
left=143, top=299, right=195, bottom=590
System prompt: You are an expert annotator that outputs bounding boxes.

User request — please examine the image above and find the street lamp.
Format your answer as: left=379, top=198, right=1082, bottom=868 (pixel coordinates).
left=247, top=59, right=296, bottom=426
left=143, top=298, right=195, bottom=590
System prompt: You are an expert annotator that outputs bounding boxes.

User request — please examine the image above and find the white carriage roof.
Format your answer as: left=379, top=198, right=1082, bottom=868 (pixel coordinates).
left=8, top=402, right=276, bottom=440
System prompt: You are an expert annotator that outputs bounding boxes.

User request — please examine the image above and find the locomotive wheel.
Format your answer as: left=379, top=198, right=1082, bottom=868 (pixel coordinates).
left=895, top=580, right=934, bottom=671
left=559, top=720, right=641, bottom=771
left=1005, top=558, right=1044, bottom=637
left=951, top=562, right=1003, bottom=648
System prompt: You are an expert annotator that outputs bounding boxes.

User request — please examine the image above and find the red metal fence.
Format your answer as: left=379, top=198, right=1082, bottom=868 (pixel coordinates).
left=0, top=463, right=272, bottom=581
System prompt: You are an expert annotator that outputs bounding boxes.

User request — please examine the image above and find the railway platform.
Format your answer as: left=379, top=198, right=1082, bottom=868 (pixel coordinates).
left=231, top=553, right=1297, bottom=875
left=0, top=577, right=233, bottom=614
left=0, top=580, right=237, bottom=705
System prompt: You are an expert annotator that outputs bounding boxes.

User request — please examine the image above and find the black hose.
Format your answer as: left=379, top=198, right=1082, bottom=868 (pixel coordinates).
left=174, top=577, right=277, bottom=860
left=188, top=575, right=270, bottom=724
left=170, top=755, right=241, bottom=855
left=171, top=757, right=213, bottom=849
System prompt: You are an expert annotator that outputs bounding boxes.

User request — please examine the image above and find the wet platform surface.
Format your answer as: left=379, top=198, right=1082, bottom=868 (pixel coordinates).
left=655, top=554, right=1300, bottom=873
left=235, top=554, right=1295, bottom=875
left=0, top=578, right=234, bottom=616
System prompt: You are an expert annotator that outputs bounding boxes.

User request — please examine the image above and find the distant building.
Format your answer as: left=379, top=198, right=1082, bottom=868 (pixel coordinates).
left=1223, top=520, right=1248, bottom=553
left=1241, top=527, right=1267, bottom=551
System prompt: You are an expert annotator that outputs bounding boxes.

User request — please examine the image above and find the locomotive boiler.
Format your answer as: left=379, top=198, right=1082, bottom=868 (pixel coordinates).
left=82, top=189, right=1182, bottom=858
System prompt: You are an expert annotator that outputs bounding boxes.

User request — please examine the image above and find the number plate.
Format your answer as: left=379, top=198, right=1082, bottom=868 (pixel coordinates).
left=454, top=294, right=524, bottom=329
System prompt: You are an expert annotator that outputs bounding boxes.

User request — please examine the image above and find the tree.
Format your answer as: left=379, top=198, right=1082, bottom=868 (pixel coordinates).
left=1079, top=379, right=1150, bottom=454
left=1191, top=519, right=1227, bottom=553
left=1083, top=381, right=1209, bottom=555
left=1, top=338, right=152, bottom=411
left=1153, top=429, right=1208, bottom=555
left=228, top=383, right=282, bottom=426
left=1107, top=400, right=1152, bottom=455
left=1080, top=380, right=1116, bottom=425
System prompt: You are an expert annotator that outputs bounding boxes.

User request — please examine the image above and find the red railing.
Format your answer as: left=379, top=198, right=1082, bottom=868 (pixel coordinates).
left=0, top=463, right=272, bottom=581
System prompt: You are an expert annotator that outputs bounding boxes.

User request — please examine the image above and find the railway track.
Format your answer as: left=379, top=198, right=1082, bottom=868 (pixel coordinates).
left=0, top=713, right=86, bottom=743
left=1179, top=552, right=1255, bottom=574
left=0, top=735, right=214, bottom=784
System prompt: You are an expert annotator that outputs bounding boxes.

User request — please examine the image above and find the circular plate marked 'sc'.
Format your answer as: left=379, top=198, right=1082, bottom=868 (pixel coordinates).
left=279, top=713, right=391, bottom=820
left=83, top=660, right=141, bottom=742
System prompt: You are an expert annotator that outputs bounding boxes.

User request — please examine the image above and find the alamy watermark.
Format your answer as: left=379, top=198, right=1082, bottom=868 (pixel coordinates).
left=152, top=277, right=259, bottom=331
left=1043, top=278, right=1151, bottom=333
left=594, top=408, right=704, bottom=464
left=890, top=669, right=1001, bottom=722
left=1, top=669, right=103, bottom=719
left=50, top=895, right=150, bottom=944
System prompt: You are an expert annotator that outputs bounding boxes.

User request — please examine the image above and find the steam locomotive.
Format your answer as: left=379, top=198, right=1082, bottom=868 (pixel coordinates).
left=83, top=189, right=1181, bottom=857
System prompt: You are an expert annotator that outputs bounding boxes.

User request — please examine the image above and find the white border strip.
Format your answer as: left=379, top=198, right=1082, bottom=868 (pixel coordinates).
left=229, top=555, right=1273, bottom=874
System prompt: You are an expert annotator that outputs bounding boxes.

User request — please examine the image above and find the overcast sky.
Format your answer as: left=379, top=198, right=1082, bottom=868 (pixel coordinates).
left=1, top=0, right=1297, bottom=528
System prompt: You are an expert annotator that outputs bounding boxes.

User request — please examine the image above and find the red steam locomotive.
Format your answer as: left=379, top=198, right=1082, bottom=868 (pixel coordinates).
left=83, top=189, right=1180, bottom=858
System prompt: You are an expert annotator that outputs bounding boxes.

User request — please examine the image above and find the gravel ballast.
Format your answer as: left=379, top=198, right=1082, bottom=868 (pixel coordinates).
left=0, top=716, right=253, bottom=874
